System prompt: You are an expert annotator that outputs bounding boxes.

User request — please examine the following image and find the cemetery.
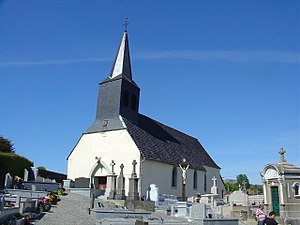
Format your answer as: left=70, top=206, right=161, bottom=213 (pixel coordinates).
left=0, top=167, right=67, bottom=225
left=1, top=10, right=299, bottom=225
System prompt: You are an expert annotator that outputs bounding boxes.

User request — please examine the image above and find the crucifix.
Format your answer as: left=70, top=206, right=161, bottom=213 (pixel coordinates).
left=179, top=158, right=189, bottom=200
left=123, top=16, right=129, bottom=32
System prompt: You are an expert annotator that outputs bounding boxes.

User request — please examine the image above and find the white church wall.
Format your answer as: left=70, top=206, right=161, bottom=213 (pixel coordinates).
left=67, top=129, right=141, bottom=192
left=141, top=160, right=223, bottom=199
left=141, top=160, right=174, bottom=198
left=185, top=169, right=205, bottom=197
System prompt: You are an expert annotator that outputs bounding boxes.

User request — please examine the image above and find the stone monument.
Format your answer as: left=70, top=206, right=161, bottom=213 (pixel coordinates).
left=106, top=160, right=117, bottom=199
left=4, top=173, right=12, bottom=189
left=24, top=169, right=29, bottom=182
left=128, top=160, right=140, bottom=201
left=146, top=184, right=159, bottom=207
left=115, top=164, right=126, bottom=200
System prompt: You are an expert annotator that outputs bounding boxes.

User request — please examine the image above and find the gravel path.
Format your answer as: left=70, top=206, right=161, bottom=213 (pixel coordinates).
left=33, top=193, right=96, bottom=225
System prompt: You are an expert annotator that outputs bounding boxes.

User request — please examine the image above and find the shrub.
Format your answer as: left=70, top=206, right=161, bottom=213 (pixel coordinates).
left=0, top=152, right=33, bottom=188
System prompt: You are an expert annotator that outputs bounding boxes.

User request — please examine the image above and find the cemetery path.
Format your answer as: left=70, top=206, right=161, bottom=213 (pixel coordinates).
left=33, top=193, right=96, bottom=225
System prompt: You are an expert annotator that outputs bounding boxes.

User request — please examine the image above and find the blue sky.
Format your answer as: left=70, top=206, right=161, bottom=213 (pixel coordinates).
left=0, top=0, right=299, bottom=184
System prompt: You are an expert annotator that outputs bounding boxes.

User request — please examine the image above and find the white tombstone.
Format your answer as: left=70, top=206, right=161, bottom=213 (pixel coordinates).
left=63, top=179, right=74, bottom=188
left=4, top=173, right=12, bottom=189
left=146, top=184, right=159, bottom=207
left=31, top=167, right=38, bottom=180
left=191, top=203, right=206, bottom=219
left=24, top=169, right=29, bottom=181
left=229, top=189, right=249, bottom=206
left=177, top=201, right=187, bottom=217
left=211, top=176, right=218, bottom=195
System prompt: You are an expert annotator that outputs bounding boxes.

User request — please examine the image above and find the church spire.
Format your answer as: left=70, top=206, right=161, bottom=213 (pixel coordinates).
left=86, top=22, right=140, bottom=133
left=109, top=29, right=132, bottom=80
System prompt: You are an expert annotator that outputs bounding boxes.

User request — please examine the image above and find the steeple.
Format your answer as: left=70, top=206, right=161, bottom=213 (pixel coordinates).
left=86, top=27, right=140, bottom=133
left=109, top=31, right=132, bottom=80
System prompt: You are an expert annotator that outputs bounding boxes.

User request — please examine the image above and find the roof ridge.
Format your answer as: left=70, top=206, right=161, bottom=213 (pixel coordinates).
left=138, top=113, right=199, bottom=141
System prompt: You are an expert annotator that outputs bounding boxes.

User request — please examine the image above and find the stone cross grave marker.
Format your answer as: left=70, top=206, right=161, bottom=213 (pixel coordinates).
left=110, top=160, right=116, bottom=175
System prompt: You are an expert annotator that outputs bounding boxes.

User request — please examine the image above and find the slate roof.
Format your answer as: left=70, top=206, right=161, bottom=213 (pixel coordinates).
left=123, top=114, right=220, bottom=170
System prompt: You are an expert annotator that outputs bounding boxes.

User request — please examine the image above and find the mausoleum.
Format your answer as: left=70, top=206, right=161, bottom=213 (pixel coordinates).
left=260, top=148, right=300, bottom=224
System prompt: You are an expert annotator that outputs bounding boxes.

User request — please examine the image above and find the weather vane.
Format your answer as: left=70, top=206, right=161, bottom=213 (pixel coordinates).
left=123, top=16, right=129, bottom=32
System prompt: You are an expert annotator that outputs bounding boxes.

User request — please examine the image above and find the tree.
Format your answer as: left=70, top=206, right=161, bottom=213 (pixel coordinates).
left=37, top=166, right=46, bottom=171
left=224, top=181, right=238, bottom=193
left=250, top=184, right=263, bottom=194
left=236, top=174, right=250, bottom=189
left=0, top=136, right=15, bottom=153
left=0, top=152, right=33, bottom=188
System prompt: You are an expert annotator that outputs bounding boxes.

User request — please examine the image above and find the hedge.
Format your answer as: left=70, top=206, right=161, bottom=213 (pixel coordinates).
left=0, top=152, right=33, bottom=188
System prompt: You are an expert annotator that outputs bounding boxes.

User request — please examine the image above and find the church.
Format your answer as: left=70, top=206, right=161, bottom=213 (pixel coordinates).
left=67, top=29, right=225, bottom=200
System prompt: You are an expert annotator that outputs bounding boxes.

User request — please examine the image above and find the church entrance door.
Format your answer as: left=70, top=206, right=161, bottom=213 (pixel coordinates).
left=271, top=186, right=280, bottom=216
left=95, top=176, right=107, bottom=190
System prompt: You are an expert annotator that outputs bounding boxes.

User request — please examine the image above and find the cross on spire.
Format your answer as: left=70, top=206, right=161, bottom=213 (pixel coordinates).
left=123, top=17, right=129, bottom=32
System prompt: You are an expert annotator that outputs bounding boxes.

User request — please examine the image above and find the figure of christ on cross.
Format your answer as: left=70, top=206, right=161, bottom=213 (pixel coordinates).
left=179, top=158, right=189, bottom=200
left=179, top=163, right=190, bottom=184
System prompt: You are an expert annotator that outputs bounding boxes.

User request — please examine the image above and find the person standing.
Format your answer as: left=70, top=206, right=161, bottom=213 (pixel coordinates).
left=256, top=204, right=266, bottom=225
left=264, top=211, right=280, bottom=225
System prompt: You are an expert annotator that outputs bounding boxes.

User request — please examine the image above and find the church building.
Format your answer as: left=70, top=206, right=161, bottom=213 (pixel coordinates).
left=67, top=29, right=225, bottom=199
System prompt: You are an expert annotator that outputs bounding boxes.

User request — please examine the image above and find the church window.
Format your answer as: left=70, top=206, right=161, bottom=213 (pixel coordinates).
left=293, top=183, right=300, bottom=197
left=123, top=90, right=129, bottom=107
left=193, top=170, right=198, bottom=189
left=131, top=94, right=137, bottom=110
left=171, top=167, right=177, bottom=188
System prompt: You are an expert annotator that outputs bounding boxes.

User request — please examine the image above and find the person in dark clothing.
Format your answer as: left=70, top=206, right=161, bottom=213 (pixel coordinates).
left=264, top=211, right=280, bottom=225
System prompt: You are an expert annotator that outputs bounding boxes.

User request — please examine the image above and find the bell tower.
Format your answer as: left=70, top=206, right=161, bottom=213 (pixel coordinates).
left=87, top=30, right=140, bottom=133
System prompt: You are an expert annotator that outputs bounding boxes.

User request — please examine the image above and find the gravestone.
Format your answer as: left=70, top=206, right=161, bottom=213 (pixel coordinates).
left=146, top=184, right=159, bottom=207
left=229, top=189, right=249, bottom=206
left=4, top=173, right=12, bottom=189
left=74, top=177, right=90, bottom=188
left=177, top=201, right=187, bottom=217
left=191, top=203, right=206, bottom=219
left=211, top=176, right=218, bottom=195
left=106, top=160, right=117, bottom=199
left=128, top=160, right=140, bottom=201
left=63, top=179, right=74, bottom=188
left=115, top=164, right=126, bottom=200
left=23, top=169, right=29, bottom=182
left=0, top=196, right=4, bottom=210
left=31, top=167, right=38, bottom=180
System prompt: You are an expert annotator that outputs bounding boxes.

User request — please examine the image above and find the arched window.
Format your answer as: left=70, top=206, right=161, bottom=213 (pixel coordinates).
left=171, top=167, right=177, bottom=188
left=204, top=173, right=207, bottom=192
left=193, top=170, right=198, bottom=189
left=294, top=183, right=300, bottom=196
left=123, top=90, right=129, bottom=107
left=131, top=94, right=137, bottom=110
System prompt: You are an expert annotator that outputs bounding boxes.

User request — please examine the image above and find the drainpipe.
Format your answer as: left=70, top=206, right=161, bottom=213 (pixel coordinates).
left=139, top=153, right=146, bottom=199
